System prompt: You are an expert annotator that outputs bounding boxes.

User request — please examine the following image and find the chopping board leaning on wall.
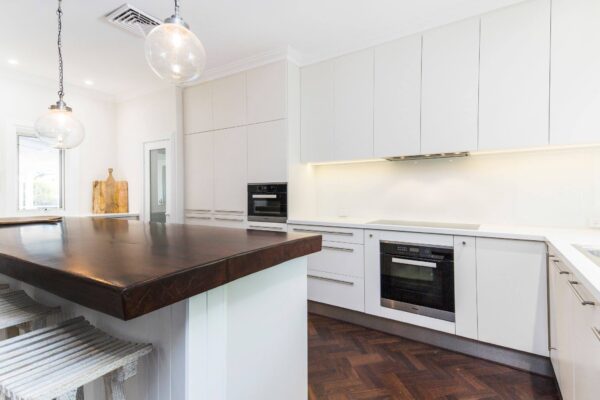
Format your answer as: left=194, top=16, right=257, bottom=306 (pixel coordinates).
left=93, top=168, right=129, bottom=214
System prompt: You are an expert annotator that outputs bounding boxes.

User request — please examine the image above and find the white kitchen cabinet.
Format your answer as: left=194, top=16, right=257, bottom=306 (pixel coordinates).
left=184, top=132, right=214, bottom=213
left=183, top=83, right=213, bottom=134
left=454, top=236, right=478, bottom=340
left=333, top=49, right=374, bottom=161
left=421, top=18, right=480, bottom=154
left=185, top=214, right=213, bottom=226
left=551, top=0, right=600, bottom=146
left=479, top=0, right=550, bottom=151
left=300, top=61, right=334, bottom=163
left=288, top=224, right=364, bottom=244
left=212, top=214, right=247, bottom=229
left=246, top=61, right=287, bottom=124
left=213, top=127, right=247, bottom=214
left=307, top=241, right=364, bottom=278
left=247, top=120, right=287, bottom=183
left=374, top=35, right=422, bottom=158
left=476, top=238, right=548, bottom=356
left=308, top=272, right=365, bottom=312
left=211, top=73, right=246, bottom=130
left=571, top=292, right=600, bottom=400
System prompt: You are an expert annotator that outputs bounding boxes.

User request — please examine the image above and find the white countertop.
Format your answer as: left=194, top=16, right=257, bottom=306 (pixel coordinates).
left=288, top=216, right=600, bottom=301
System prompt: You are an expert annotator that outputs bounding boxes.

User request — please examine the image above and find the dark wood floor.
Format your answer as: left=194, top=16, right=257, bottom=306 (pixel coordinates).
left=308, top=314, right=560, bottom=400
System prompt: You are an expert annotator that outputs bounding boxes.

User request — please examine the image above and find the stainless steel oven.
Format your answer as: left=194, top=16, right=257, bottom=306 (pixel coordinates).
left=380, top=241, right=455, bottom=322
left=247, top=183, right=287, bottom=223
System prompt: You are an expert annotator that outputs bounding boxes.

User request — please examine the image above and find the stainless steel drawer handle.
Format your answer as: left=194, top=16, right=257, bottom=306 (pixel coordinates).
left=308, top=274, right=354, bottom=286
left=592, top=327, right=600, bottom=343
left=186, top=209, right=211, bottom=213
left=215, top=217, right=244, bottom=222
left=214, top=210, right=244, bottom=214
left=552, top=259, right=570, bottom=274
left=248, top=225, right=284, bottom=231
left=322, top=246, right=354, bottom=253
left=293, top=228, right=353, bottom=236
left=391, top=257, right=437, bottom=269
left=568, top=281, right=596, bottom=306
left=186, top=216, right=211, bottom=220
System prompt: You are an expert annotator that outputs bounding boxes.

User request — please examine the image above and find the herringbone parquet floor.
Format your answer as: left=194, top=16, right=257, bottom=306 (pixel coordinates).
left=308, top=314, right=560, bottom=400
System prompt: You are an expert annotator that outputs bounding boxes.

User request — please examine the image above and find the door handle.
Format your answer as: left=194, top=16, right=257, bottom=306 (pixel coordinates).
left=391, top=257, right=437, bottom=269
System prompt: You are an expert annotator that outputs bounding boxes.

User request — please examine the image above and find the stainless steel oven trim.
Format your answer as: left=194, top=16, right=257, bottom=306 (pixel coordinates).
left=381, top=298, right=455, bottom=322
left=379, top=240, right=453, bottom=250
left=252, top=194, right=277, bottom=199
left=390, top=257, right=437, bottom=268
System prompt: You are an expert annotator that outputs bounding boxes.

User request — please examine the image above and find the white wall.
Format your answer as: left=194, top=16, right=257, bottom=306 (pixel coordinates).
left=115, top=88, right=182, bottom=219
left=0, top=71, right=117, bottom=217
left=309, top=146, right=600, bottom=228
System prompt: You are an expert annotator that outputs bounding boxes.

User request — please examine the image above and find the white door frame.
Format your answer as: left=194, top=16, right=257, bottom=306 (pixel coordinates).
left=143, top=139, right=173, bottom=223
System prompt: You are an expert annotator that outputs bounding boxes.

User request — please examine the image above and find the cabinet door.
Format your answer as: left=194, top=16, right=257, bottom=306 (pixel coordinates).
left=211, top=73, right=246, bottom=130
left=183, top=83, right=213, bottom=134
left=300, top=61, right=334, bottom=163
left=333, top=49, right=374, bottom=161
left=479, top=0, right=550, bottom=151
left=553, top=262, right=575, bottom=400
left=454, top=237, right=478, bottom=340
left=551, top=0, right=600, bottom=145
left=421, top=18, right=479, bottom=154
left=246, top=61, right=287, bottom=124
left=247, top=120, right=287, bottom=183
left=213, top=127, right=247, bottom=214
left=184, top=132, right=213, bottom=212
left=374, top=35, right=422, bottom=158
left=476, top=238, right=548, bottom=356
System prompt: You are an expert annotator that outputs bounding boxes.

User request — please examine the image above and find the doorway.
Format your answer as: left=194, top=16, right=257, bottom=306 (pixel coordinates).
left=144, top=140, right=171, bottom=223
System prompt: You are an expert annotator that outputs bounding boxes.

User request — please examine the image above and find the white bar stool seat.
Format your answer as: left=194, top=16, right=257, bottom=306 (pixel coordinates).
left=0, top=291, right=60, bottom=334
left=0, top=317, right=153, bottom=400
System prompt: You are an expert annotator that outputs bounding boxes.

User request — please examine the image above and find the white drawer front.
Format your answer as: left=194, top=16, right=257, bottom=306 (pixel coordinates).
left=212, top=214, right=247, bottom=229
left=308, top=271, right=365, bottom=312
left=185, top=215, right=213, bottom=226
left=308, top=241, right=364, bottom=278
left=289, top=224, right=364, bottom=244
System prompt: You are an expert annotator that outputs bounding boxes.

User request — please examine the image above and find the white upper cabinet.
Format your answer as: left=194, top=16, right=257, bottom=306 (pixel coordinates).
left=183, top=83, right=213, bottom=134
left=184, top=132, right=214, bottom=212
left=476, top=238, right=548, bottom=356
left=246, top=61, right=287, bottom=124
left=211, top=73, right=246, bottom=130
left=247, top=120, right=288, bottom=183
left=213, top=127, right=247, bottom=213
left=333, top=49, right=374, bottom=161
left=421, top=18, right=480, bottom=154
left=551, top=0, right=600, bottom=145
left=301, top=61, right=334, bottom=163
left=479, top=0, right=551, bottom=151
left=374, top=35, right=422, bottom=158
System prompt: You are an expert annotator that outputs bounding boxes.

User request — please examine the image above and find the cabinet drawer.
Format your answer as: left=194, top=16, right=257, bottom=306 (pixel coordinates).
left=289, top=224, right=364, bottom=244
left=308, top=271, right=364, bottom=312
left=185, top=215, right=213, bottom=226
left=212, top=214, right=247, bottom=229
left=308, top=241, right=364, bottom=278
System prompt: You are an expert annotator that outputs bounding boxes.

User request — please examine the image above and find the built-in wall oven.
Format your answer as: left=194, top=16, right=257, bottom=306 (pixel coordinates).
left=380, top=241, right=455, bottom=322
left=247, top=183, right=287, bottom=223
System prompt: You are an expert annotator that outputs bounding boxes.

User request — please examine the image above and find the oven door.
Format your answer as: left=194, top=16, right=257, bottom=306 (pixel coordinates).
left=380, top=254, right=455, bottom=322
left=248, top=193, right=287, bottom=222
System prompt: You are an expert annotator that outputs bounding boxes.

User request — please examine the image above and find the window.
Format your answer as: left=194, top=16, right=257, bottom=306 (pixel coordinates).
left=17, top=134, right=64, bottom=210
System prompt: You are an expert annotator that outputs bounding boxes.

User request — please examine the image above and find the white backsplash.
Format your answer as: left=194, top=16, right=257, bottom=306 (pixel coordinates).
left=312, top=146, right=600, bottom=228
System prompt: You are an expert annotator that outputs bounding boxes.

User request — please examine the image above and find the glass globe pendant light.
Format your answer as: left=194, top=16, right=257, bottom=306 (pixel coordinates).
left=35, top=0, right=84, bottom=150
left=145, top=0, right=207, bottom=84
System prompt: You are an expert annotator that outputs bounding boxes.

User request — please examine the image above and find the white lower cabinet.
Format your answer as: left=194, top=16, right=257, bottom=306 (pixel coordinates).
left=476, top=238, right=548, bottom=356
left=454, top=236, right=478, bottom=340
left=308, top=241, right=364, bottom=278
left=549, top=250, right=600, bottom=400
left=307, top=272, right=365, bottom=312
left=211, top=214, right=247, bottom=229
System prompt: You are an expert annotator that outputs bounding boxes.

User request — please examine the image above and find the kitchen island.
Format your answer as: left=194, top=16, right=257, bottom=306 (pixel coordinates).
left=0, top=218, right=321, bottom=400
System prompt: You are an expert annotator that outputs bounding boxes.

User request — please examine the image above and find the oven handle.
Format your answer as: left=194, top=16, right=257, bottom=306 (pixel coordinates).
left=391, top=257, right=437, bottom=269
left=252, top=194, right=277, bottom=199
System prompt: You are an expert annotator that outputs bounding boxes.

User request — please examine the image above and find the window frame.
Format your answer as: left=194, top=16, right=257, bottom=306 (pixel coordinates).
left=16, top=131, right=66, bottom=212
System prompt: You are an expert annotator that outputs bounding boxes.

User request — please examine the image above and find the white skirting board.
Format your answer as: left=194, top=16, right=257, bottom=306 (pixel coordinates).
left=0, top=256, right=308, bottom=400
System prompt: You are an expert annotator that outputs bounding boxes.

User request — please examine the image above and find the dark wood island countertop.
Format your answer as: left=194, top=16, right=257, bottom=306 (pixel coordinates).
left=0, top=218, right=322, bottom=320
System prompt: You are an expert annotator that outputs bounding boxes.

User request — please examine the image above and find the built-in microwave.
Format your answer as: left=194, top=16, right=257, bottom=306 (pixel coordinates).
left=247, top=183, right=287, bottom=223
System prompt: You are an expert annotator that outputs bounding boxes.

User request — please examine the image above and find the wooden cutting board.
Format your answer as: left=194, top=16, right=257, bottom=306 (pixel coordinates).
left=0, top=216, right=62, bottom=226
left=93, top=169, right=129, bottom=214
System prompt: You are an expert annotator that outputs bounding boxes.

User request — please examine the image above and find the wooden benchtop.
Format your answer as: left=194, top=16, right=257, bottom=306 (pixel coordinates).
left=0, top=218, right=321, bottom=320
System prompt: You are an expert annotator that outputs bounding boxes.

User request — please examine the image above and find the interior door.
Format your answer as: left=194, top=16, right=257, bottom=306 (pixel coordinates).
left=144, top=140, right=172, bottom=223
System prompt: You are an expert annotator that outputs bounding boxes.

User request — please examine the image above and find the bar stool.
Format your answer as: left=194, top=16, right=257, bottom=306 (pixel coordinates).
left=0, top=290, right=61, bottom=338
left=0, top=316, right=153, bottom=400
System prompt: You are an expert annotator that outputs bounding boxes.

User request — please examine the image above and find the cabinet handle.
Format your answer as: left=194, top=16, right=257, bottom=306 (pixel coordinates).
left=568, top=281, right=596, bottom=306
left=293, top=228, right=353, bottom=236
left=248, top=225, right=284, bottom=231
left=322, top=246, right=354, bottom=253
left=186, top=209, right=211, bottom=213
left=308, top=274, right=354, bottom=286
left=592, top=327, right=600, bottom=343
left=186, top=216, right=211, bottom=220
left=215, top=217, right=244, bottom=222
left=214, top=210, right=244, bottom=214
left=552, top=259, right=570, bottom=275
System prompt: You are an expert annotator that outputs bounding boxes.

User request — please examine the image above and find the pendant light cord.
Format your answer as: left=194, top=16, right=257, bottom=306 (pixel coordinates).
left=174, top=0, right=180, bottom=17
left=57, top=0, right=64, bottom=102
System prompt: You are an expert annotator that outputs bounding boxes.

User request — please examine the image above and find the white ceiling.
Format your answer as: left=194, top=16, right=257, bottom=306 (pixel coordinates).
left=0, top=0, right=527, bottom=99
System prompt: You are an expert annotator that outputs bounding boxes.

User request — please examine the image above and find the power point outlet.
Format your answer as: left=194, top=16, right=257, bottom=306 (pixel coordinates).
left=588, top=217, right=600, bottom=229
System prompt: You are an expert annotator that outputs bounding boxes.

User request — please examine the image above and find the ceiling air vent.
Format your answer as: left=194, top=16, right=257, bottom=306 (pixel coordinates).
left=104, top=4, right=162, bottom=37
